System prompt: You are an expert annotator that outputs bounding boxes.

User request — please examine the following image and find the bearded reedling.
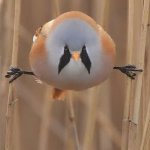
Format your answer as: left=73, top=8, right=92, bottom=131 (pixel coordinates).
left=5, top=11, right=143, bottom=100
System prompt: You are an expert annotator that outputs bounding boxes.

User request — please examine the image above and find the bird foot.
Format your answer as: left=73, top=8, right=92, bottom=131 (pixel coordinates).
left=5, top=66, right=34, bottom=83
left=113, top=65, right=143, bottom=79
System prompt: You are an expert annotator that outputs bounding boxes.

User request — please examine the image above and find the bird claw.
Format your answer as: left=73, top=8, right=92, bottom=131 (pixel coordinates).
left=5, top=66, right=35, bottom=83
left=5, top=66, right=24, bottom=83
left=113, top=65, right=143, bottom=79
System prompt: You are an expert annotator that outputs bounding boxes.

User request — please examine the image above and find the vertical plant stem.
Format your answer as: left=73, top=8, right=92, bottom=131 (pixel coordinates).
left=0, top=0, right=13, bottom=149
left=97, top=111, right=121, bottom=148
left=132, top=0, right=149, bottom=125
left=11, top=0, right=21, bottom=66
left=140, top=102, right=150, bottom=150
left=121, top=0, right=134, bottom=149
left=38, top=87, right=53, bottom=150
left=139, top=0, right=150, bottom=149
left=5, top=0, right=21, bottom=149
left=122, top=0, right=150, bottom=149
left=54, top=0, right=60, bottom=16
left=82, top=88, right=97, bottom=150
left=67, top=96, right=80, bottom=150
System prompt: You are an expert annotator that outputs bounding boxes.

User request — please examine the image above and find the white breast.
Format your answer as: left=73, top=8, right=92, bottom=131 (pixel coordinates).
left=36, top=18, right=114, bottom=90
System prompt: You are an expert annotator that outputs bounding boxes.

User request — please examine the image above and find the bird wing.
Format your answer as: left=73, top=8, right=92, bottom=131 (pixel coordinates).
left=97, top=24, right=116, bottom=58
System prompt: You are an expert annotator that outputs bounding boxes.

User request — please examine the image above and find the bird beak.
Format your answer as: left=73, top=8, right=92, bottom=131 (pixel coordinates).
left=72, top=51, right=80, bottom=61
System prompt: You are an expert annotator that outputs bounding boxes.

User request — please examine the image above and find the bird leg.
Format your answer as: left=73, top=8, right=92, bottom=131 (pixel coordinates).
left=5, top=66, right=35, bottom=83
left=113, top=65, right=143, bottom=79
left=5, top=65, right=143, bottom=83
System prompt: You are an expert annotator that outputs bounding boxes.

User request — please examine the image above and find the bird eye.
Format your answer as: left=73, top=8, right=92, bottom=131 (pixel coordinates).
left=33, top=35, right=37, bottom=43
left=32, top=26, right=42, bottom=43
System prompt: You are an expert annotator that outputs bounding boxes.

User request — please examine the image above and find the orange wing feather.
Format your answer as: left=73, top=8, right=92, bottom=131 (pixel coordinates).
left=97, top=25, right=116, bottom=62
left=29, top=20, right=54, bottom=73
left=30, top=20, right=67, bottom=100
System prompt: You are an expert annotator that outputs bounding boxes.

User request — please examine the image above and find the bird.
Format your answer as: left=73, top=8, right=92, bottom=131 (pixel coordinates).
left=5, top=11, right=142, bottom=100
left=29, top=11, right=116, bottom=100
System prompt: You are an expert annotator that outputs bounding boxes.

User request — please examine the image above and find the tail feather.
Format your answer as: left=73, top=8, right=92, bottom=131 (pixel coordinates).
left=52, top=88, right=66, bottom=100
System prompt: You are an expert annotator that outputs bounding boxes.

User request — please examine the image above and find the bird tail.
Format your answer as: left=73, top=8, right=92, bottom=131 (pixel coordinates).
left=51, top=88, right=66, bottom=100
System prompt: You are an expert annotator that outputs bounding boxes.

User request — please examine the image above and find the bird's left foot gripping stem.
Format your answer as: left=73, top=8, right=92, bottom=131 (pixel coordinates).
left=5, top=66, right=35, bottom=83
left=113, top=65, right=143, bottom=79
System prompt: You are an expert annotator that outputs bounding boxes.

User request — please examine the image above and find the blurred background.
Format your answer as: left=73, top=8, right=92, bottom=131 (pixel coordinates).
left=0, top=0, right=149, bottom=150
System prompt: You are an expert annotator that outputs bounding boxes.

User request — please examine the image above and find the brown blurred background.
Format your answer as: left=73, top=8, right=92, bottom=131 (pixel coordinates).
left=0, top=0, right=150, bottom=150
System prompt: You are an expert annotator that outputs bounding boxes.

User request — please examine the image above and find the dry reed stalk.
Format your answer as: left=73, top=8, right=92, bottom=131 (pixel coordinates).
left=16, top=83, right=67, bottom=143
left=0, top=0, right=3, bottom=10
left=66, top=93, right=81, bottom=150
left=97, top=82, right=114, bottom=150
left=93, top=0, right=107, bottom=25
left=121, top=0, right=134, bottom=149
left=20, top=25, right=32, bottom=44
left=140, top=101, right=150, bottom=150
left=67, top=94, right=81, bottom=150
left=128, top=0, right=149, bottom=149
left=54, top=0, right=60, bottom=16
left=0, top=0, right=13, bottom=149
left=138, top=13, right=150, bottom=148
left=132, top=0, right=149, bottom=125
left=38, top=87, right=53, bottom=150
left=97, top=111, right=121, bottom=148
left=12, top=98, right=20, bottom=150
left=82, top=88, right=97, bottom=150
left=100, top=0, right=110, bottom=27
left=122, top=0, right=150, bottom=149
left=139, top=0, right=150, bottom=149
left=96, top=1, right=116, bottom=149
left=0, top=21, right=32, bottom=45
left=128, top=0, right=143, bottom=127
left=5, top=0, right=21, bottom=149
left=71, top=0, right=82, bottom=10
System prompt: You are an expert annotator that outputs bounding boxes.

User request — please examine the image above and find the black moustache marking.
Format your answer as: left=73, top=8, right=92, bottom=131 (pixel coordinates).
left=58, top=45, right=71, bottom=74
left=80, top=45, right=91, bottom=74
